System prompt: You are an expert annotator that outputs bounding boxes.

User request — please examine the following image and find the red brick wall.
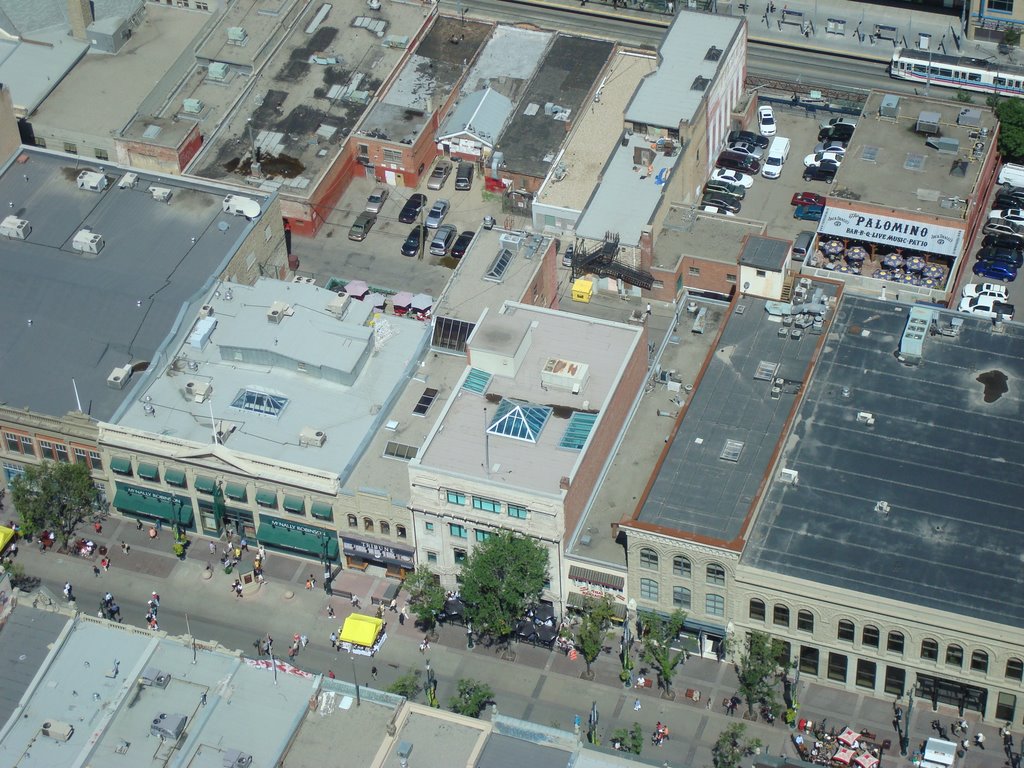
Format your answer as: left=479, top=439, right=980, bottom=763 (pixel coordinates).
left=518, top=240, right=559, bottom=309
left=681, top=254, right=737, bottom=298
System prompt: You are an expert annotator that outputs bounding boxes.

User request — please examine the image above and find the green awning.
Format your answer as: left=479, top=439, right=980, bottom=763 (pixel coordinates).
left=113, top=488, right=194, bottom=526
left=283, top=495, right=305, bottom=514
left=194, top=476, right=216, bottom=494
left=137, top=463, right=159, bottom=481
left=311, top=502, right=334, bottom=520
left=256, top=490, right=277, bottom=507
left=110, top=457, right=132, bottom=475
left=225, top=482, right=247, bottom=502
left=256, top=522, right=338, bottom=560
left=165, top=468, right=186, bottom=487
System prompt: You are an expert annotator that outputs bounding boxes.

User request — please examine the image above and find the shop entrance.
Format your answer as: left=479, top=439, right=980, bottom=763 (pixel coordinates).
left=916, top=673, right=987, bottom=715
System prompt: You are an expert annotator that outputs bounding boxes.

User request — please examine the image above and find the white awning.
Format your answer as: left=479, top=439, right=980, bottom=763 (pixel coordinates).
left=818, top=208, right=963, bottom=258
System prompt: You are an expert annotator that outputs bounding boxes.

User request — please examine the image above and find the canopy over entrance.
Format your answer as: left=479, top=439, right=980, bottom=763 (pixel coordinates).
left=339, top=614, right=383, bottom=648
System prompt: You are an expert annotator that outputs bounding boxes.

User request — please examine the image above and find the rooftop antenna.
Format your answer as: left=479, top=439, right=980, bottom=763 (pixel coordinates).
left=71, top=378, right=83, bottom=413
left=209, top=400, right=220, bottom=445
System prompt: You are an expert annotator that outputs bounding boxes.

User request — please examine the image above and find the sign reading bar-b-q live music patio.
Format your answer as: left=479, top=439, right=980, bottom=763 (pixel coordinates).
left=818, top=208, right=964, bottom=258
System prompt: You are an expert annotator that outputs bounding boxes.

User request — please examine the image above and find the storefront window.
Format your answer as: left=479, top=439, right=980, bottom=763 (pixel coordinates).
left=827, top=652, right=848, bottom=682
left=856, top=660, right=877, bottom=689
left=800, top=646, right=820, bottom=676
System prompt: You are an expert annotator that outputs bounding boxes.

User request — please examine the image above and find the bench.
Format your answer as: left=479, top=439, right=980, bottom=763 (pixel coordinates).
left=371, top=582, right=401, bottom=606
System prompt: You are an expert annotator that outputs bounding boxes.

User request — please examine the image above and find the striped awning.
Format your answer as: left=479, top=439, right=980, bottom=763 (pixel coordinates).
left=568, top=565, right=624, bottom=591
left=567, top=592, right=627, bottom=619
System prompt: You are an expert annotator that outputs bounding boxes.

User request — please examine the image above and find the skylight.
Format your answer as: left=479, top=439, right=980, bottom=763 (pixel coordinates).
left=560, top=411, right=598, bottom=450
left=487, top=399, right=552, bottom=443
left=230, top=388, right=289, bottom=417
left=462, top=368, right=492, bottom=395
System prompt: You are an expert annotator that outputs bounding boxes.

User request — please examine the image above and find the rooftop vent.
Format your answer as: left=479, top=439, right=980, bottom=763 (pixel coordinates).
left=184, top=380, right=213, bottom=403
left=691, top=76, right=710, bottom=91
left=76, top=170, right=107, bottom=192
left=149, top=186, right=173, bottom=203
left=207, top=62, right=229, bottom=81
left=778, top=468, right=799, bottom=485
left=150, top=713, right=187, bottom=741
left=226, top=26, right=248, bottom=45
left=720, top=439, right=744, bottom=462
left=856, top=411, right=875, bottom=425
left=140, top=667, right=171, bottom=688
left=0, top=215, right=30, bottom=239
left=107, top=365, right=132, bottom=390
left=41, top=721, right=74, bottom=741
left=267, top=301, right=291, bottom=324
left=541, top=357, right=589, bottom=393
left=72, top=229, right=104, bottom=254
left=182, top=98, right=204, bottom=114
left=705, top=45, right=722, bottom=61
left=874, top=500, right=891, bottom=515
left=223, top=749, right=254, bottom=768
left=299, top=427, right=327, bottom=447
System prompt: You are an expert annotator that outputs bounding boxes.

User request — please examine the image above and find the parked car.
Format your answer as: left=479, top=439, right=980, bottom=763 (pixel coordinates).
left=962, top=282, right=1010, bottom=300
left=455, top=161, right=474, bottom=190
left=1001, top=183, right=1024, bottom=197
left=794, top=204, right=825, bottom=221
left=983, top=220, right=1024, bottom=237
left=451, top=230, right=475, bottom=259
left=701, top=205, right=736, bottom=216
left=710, top=168, right=754, bottom=188
left=757, top=105, right=777, bottom=137
left=803, top=164, right=837, bottom=183
left=981, top=233, right=1024, bottom=250
left=977, top=246, right=1024, bottom=268
left=727, top=141, right=765, bottom=159
left=973, top=259, right=1018, bottom=282
left=804, top=151, right=844, bottom=168
left=427, top=161, right=452, bottom=190
left=402, top=225, right=427, bottom=257
left=819, top=117, right=858, bottom=130
left=425, top=199, right=450, bottom=228
left=348, top=212, right=376, bottom=241
left=958, top=294, right=1015, bottom=320
left=726, top=130, right=769, bottom=149
left=398, top=193, right=427, bottom=224
left=813, top=141, right=849, bottom=154
left=818, top=124, right=855, bottom=143
left=562, top=243, right=575, bottom=267
left=429, top=224, right=458, bottom=256
left=791, top=191, right=826, bottom=207
left=988, top=208, right=1024, bottom=225
left=365, top=186, right=389, bottom=214
left=705, top=180, right=746, bottom=199
left=716, top=151, right=761, bottom=174
left=701, top=194, right=741, bottom=213
left=993, top=194, right=1024, bottom=211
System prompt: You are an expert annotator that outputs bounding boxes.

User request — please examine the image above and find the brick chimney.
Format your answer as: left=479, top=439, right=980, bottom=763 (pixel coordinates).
left=68, top=0, right=93, bottom=42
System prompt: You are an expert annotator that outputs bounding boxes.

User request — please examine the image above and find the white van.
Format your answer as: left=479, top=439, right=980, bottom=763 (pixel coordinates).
left=998, top=163, right=1024, bottom=187
left=761, top=136, right=790, bottom=179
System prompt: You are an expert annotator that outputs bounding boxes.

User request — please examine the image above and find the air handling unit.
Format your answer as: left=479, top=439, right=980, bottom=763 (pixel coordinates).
left=0, top=215, right=30, bottom=239
left=77, top=170, right=108, bottom=191
left=222, top=195, right=261, bottom=220
left=72, top=229, right=104, bottom=254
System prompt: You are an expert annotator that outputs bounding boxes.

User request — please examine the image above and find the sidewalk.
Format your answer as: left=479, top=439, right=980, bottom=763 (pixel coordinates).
left=5, top=516, right=1014, bottom=764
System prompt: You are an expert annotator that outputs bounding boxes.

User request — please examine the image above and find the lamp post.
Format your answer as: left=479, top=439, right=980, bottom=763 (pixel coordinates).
left=466, top=622, right=474, bottom=649
left=350, top=652, right=361, bottom=706
left=901, top=684, right=917, bottom=756
left=321, top=534, right=333, bottom=596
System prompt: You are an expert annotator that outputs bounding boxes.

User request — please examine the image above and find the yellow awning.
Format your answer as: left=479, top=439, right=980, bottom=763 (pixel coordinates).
left=0, top=525, right=14, bottom=552
left=338, top=614, right=383, bottom=648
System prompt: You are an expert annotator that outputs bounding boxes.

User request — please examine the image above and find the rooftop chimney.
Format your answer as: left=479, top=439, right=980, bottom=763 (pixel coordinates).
left=68, top=0, right=93, bottom=42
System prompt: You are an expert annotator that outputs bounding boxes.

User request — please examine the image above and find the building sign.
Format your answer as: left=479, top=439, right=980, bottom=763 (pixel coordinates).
left=818, top=208, right=964, bottom=257
left=342, top=537, right=414, bottom=567
left=575, top=584, right=627, bottom=602
left=117, top=484, right=190, bottom=507
left=265, top=516, right=335, bottom=538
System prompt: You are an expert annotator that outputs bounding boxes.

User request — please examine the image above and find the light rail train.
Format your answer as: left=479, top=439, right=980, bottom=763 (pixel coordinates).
left=890, top=47, right=1024, bottom=96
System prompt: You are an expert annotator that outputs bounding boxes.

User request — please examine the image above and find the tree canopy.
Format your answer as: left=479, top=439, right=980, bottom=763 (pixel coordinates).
left=386, top=669, right=423, bottom=701
left=448, top=678, right=493, bottom=718
left=712, top=723, right=763, bottom=768
left=459, top=531, right=548, bottom=640
left=402, top=567, right=446, bottom=631
left=638, top=609, right=688, bottom=695
left=10, top=462, right=97, bottom=551
left=734, top=630, right=789, bottom=716
left=575, top=597, right=614, bottom=675
left=997, top=98, right=1024, bottom=161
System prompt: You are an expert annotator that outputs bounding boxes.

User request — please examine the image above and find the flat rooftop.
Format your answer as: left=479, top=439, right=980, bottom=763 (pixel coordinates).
left=654, top=206, right=767, bottom=271
left=497, top=35, right=614, bottom=179
left=461, top=26, right=553, bottom=98
left=0, top=150, right=270, bottom=421
left=0, top=29, right=87, bottom=116
left=635, top=288, right=837, bottom=545
left=28, top=6, right=210, bottom=134
left=116, top=278, right=429, bottom=479
left=414, top=303, right=643, bottom=496
left=833, top=91, right=997, bottom=217
left=745, top=296, right=1024, bottom=629
left=576, top=134, right=681, bottom=247
left=283, top=684, right=397, bottom=766
left=0, top=606, right=68, bottom=728
left=625, top=10, right=742, bottom=128
left=192, top=0, right=426, bottom=191
left=535, top=50, right=657, bottom=214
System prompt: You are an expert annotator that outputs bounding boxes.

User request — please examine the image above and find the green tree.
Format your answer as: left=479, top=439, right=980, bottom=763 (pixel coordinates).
left=734, top=630, right=789, bottom=717
left=448, top=678, right=493, bottom=718
left=402, top=567, right=446, bottom=632
left=459, top=531, right=547, bottom=641
left=1004, top=27, right=1021, bottom=47
left=955, top=89, right=974, bottom=103
left=638, top=609, right=687, bottom=696
left=997, top=98, right=1024, bottom=161
left=10, top=462, right=97, bottom=551
left=575, top=597, right=614, bottom=677
left=609, top=722, right=645, bottom=755
left=386, top=669, right=423, bottom=700
left=712, top=723, right=762, bottom=768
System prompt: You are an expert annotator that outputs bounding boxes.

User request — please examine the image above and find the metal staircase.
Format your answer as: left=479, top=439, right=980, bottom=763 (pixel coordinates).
left=570, top=231, right=655, bottom=291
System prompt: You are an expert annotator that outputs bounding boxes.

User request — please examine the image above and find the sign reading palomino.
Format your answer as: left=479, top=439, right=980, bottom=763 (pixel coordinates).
left=818, top=208, right=964, bottom=257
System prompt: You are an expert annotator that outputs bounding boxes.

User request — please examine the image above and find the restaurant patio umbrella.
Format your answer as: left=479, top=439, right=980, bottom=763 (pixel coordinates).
left=922, top=264, right=944, bottom=280
left=845, top=246, right=867, bottom=262
left=855, top=754, right=879, bottom=768
left=345, top=279, right=369, bottom=297
left=823, top=240, right=845, bottom=257
left=905, top=256, right=925, bottom=272
left=411, top=293, right=433, bottom=312
left=365, top=292, right=386, bottom=308
left=882, top=254, right=905, bottom=269
left=392, top=291, right=414, bottom=308
left=834, top=748, right=856, bottom=765
left=535, top=624, right=558, bottom=645
left=516, top=619, right=537, bottom=641
left=838, top=728, right=861, bottom=747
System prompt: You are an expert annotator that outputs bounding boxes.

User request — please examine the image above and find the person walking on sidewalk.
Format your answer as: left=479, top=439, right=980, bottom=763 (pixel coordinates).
left=330, top=631, right=337, bottom=650
left=240, top=537, right=249, bottom=552
left=63, top=581, right=74, bottom=601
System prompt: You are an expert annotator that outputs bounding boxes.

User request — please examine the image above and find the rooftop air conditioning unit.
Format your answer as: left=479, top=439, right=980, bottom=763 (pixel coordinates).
left=778, top=468, right=799, bottom=485
left=223, top=750, right=254, bottom=768
left=267, top=301, right=290, bottom=324
left=874, top=500, right=891, bottom=515
left=299, top=427, right=327, bottom=447
left=107, top=365, right=133, bottom=390
left=140, top=667, right=171, bottom=688
left=76, top=170, right=107, bottom=191
left=182, top=98, right=204, bottom=114
left=856, top=411, right=876, bottom=425
left=199, top=305, right=214, bottom=318
left=41, top=720, right=74, bottom=741
left=184, top=381, right=212, bottom=403
left=0, top=215, right=30, bottom=239
left=117, top=172, right=139, bottom=189
left=150, top=713, right=187, bottom=741
left=150, top=187, right=173, bottom=203
left=72, top=229, right=104, bottom=254
left=226, top=26, right=248, bottom=44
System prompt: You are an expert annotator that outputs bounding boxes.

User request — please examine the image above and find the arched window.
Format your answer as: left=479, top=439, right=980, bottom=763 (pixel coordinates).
left=945, top=645, right=963, bottom=667
left=396, top=525, right=407, bottom=539
left=706, top=563, right=726, bottom=586
left=705, top=593, right=725, bottom=616
left=347, top=514, right=358, bottom=528
left=380, top=521, right=391, bottom=536
left=363, top=517, right=374, bottom=532
left=837, top=619, right=855, bottom=642
left=887, top=631, right=905, bottom=654
left=970, top=650, right=989, bottom=673
left=672, top=555, right=691, bottom=578
left=639, top=548, right=659, bottom=570
left=862, top=625, right=880, bottom=648
left=640, top=578, right=659, bottom=600
left=749, top=598, right=766, bottom=621
left=673, top=586, right=691, bottom=609
left=797, top=610, right=814, bottom=632
left=1006, top=658, right=1023, bottom=681
left=921, top=638, right=939, bottom=661
left=773, top=604, right=790, bottom=627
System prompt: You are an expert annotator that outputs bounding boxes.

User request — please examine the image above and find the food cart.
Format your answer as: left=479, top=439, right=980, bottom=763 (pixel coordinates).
left=337, top=613, right=387, bottom=656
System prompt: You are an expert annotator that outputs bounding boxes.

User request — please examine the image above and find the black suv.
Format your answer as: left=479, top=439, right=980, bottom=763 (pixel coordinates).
left=977, top=246, right=1024, bottom=268
left=726, top=130, right=769, bottom=149
left=818, top=124, right=855, bottom=143
left=401, top=225, right=426, bottom=257
left=982, top=233, right=1024, bottom=250
left=398, top=193, right=427, bottom=224
left=803, top=164, right=837, bottom=183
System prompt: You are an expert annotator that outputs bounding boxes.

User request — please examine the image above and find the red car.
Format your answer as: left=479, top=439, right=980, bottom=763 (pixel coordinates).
left=791, top=191, right=826, bottom=207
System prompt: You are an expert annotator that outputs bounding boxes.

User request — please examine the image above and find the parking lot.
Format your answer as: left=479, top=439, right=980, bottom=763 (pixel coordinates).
left=289, top=165, right=513, bottom=299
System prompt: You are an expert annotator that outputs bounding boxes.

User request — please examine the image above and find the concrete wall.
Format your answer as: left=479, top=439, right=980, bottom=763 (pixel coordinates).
left=116, top=123, right=203, bottom=174
left=220, top=195, right=289, bottom=283
left=739, top=263, right=783, bottom=300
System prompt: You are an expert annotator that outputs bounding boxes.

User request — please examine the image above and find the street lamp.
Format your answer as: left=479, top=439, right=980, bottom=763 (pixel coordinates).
left=350, top=652, right=361, bottom=706
left=901, top=684, right=917, bottom=756
left=321, top=534, right=333, bottom=596
left=466, top=622, right=474, bottom=649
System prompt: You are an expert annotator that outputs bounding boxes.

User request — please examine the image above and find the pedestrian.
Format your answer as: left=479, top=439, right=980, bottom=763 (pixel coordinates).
left=93, top=564, right=101, bottom=577
left=371, top=666, right=378, bottom=679
left=328, top=670, right=336, bottom=679
left=240, top=537, right=249, bottom=552
left=101, top=556, right=110, bottom=571
left=300, top=634, right=309, bottom=648
left=254, top=638, right=264, bottom=656
left=976, top=733, right=985, bottom=749
left=646, top=302, right=652, bottom=316
left=419, top=640, right=426, bottom=653
left=120, top=541, right=130, bottom=555
left=305, top=577, right=314, bottom=590
left=895, top=706, right=903, bottom=723
left=93, top=520, right=102, bottom=534
left=258, top=545, right=266, bottom=561
left=233, top=545, right=242, bottom=560
left=208, top=541, right=216, bottom=555
left=399, top=611, right=406, bottom=626
left=308, top=574, right=316, bottom=589
left=633, top=698, right=642, bottom=711
left=330, top=631, right=337, bottom=649
left=327, top=604, right=336, bottom=619
left=350, top=594, right=361, bottom=609
left=389, top=598, right=398, bottom=613
left=233, top=579, right=243, bottom=597
left=959, top=719, right=969, bottom=735
left=136, top=519, right=143, bottom=531
left=149, top=616, right=159, bottom=631
left=151, top=592, right=160, bottom=607
left=63, top=581, right=74, bottom=601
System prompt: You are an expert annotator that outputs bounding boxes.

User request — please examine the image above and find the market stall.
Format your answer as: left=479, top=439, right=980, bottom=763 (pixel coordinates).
left=920, top=738, right=957, bottom=768
left=338, top=613, right=387, bottom=656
